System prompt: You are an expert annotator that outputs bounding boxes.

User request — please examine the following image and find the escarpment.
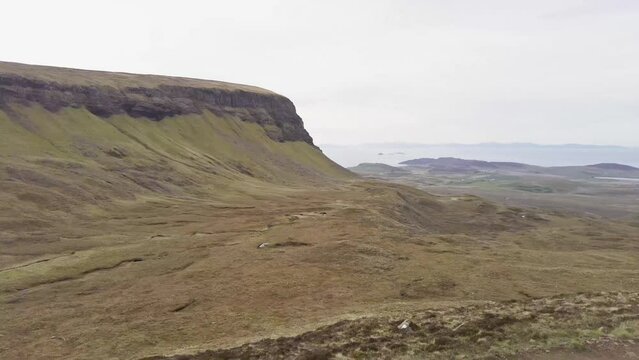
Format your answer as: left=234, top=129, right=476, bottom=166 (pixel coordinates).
left=0, top=61, right=351, bottom=212
left=0, top=61, right=313, bottom=144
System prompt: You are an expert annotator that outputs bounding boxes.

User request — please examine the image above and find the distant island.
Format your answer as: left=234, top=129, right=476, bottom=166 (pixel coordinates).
left=398, top=157, right=639, bottom=174
left=321, top=143, right=639, bottom=168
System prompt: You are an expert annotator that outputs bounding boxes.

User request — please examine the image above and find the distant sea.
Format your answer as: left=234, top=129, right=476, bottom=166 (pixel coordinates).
left=319, top=143, right=639, bottom=168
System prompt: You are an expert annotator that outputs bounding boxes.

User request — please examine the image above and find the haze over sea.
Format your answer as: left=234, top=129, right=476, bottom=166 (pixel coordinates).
left=320, top=143, right=639, bottom=168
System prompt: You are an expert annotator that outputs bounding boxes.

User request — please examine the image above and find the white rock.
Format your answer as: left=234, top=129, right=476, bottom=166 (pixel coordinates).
left=397, top=319, right=411, bottom=330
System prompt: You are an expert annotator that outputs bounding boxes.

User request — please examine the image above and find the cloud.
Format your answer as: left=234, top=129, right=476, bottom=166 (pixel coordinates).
left=2, top=0, right=638, bottom=146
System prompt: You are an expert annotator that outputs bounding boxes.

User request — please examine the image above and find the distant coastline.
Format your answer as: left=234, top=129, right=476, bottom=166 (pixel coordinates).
left=320, top=143, right=639, bottom=168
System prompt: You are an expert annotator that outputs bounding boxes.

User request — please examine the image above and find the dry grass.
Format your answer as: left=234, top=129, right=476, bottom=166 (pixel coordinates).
left=2, top=177, right=639, bottom=359
left=145, top=292, right=639, bottom=359
left=1, top=104, right=639, bottom=359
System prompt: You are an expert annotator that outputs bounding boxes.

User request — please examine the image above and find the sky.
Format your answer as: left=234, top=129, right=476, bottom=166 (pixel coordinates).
left=3, top=0, right=639, bottom=146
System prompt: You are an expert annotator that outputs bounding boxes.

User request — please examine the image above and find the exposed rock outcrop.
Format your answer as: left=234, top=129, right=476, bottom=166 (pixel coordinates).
left=0, top=62, right=313, bottom=144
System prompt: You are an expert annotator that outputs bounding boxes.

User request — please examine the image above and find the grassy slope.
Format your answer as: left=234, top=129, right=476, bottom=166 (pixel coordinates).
left=0, top=103, right=350, bottom=266
left=2, top=105, right=639, bottom=360
left=2, top=168, right=639, bottom=359
left=0, top=105, right=347, bottom=181
left=0, top=105, right=347, bottom=201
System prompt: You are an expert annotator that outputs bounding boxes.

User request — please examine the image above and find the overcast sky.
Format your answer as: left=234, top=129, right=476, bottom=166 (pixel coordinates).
left=3, top=0, right=639, bottom=146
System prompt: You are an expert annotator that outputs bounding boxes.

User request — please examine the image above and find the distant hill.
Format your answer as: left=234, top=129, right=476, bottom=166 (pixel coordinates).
left=399, top=157, right=537, bottom=172
left=320, top=143, right=639, bottom=168
left=350, top=157, right=639, bottom=219
left=588, top=163, right=639, bottom=171
left=396, top=157, right=639, bottom=178
left=401, top=157, right=497, bottom=169
left=348, top=163, right=410, bottom=176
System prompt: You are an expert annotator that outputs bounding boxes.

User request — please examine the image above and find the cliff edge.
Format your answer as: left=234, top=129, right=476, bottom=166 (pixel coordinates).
left=0, top=61, right=313, bottom=144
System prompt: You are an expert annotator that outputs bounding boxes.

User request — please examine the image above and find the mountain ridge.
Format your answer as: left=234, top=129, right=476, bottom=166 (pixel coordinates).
left=0, top=62, right=352, bottom=227
left=0, top=61, right=313, bottom=144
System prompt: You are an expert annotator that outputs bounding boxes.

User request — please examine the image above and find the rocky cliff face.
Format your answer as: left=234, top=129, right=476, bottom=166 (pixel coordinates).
left=0, top=62, right=314, bottom=145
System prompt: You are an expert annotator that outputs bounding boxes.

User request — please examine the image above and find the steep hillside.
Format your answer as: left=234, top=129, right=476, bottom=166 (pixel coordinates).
left=0, top=62, right=351, bottom=219
left=0, top=62, right=317, bottom=143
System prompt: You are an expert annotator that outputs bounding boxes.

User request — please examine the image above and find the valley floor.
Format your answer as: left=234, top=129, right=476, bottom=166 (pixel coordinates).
left=2, top=180, right=639, bottom=359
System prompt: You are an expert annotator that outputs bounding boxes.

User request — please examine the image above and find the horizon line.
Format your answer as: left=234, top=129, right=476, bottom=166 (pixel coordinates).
left=319, top=142, right=639, bottom=149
